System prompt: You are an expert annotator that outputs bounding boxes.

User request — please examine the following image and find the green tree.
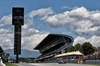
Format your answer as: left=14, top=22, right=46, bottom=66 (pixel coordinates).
left=97, top=46, right=100, bottom=51
left=74, top=43, right=83, bottom=53
left=93, top=46, right=98, bottom=51
left=67, top=46, right=77, bottom=52
left=82, top=42, right=94, bottom=55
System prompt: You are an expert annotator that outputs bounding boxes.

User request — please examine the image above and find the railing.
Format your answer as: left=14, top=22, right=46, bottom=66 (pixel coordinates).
left=55, top=43, right=67, bottom=52
left=38, top=43, right=73, bottom=60
left=40, top=39, right=61, bottom=53
left=41, top=43, right=72, bottom=57
left=55, top=43, right=72, bottom=53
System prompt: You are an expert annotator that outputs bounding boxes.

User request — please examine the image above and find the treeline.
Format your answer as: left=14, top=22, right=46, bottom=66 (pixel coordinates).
left=66, top=42, right=100, bottom=55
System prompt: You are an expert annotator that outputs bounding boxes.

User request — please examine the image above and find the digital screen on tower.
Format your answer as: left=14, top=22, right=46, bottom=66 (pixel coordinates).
left=12, top=7, right=24, bottom=25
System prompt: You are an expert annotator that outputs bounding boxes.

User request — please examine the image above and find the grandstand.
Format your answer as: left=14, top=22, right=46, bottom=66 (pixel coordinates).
left=34, top=34, right=74, bottom=62
left=0, top=46, right=9, bottom=62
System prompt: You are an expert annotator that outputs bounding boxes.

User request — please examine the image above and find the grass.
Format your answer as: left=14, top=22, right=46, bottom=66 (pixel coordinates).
left=5, top=63, right=18, bottom=66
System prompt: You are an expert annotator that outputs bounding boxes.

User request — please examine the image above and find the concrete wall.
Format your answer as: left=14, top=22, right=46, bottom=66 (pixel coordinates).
left=86, top=60, right=100, bottom=64
left=43, top=59, right=100, bottom=64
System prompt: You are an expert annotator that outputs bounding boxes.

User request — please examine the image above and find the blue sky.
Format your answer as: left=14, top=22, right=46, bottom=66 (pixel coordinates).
left=1, top=0, right=100, bottom=17
left=0, top=0, right=100, bottom=50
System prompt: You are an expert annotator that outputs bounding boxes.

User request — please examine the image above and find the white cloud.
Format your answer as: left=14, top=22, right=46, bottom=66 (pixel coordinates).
left=27, top=7, right=54, bottom=20
left=73, top=37, right=87, bottom=45
left=61, top=6, right=78, bottom=10
left=45, top=7, right=100, bottom=36
left=73, top=35, right=100, bottom=47
left=22, top=33, right=49, bottom=50
left=0, top=14, right=12, bottom=26
left=0, top=29, right=12, bottom=34
left=0, top=32, right=14, bottom=49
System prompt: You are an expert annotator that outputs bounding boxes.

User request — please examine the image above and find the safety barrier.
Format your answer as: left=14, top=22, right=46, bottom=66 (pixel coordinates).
left=86, top=60, right=100, bottom=64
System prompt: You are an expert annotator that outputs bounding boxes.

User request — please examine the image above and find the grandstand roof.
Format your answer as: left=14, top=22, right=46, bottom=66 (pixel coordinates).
left=34, top=34, right=74, bottom=50
left=0, top=46, right=4, bottom=53
left=54, top=51, right=84, bottom=58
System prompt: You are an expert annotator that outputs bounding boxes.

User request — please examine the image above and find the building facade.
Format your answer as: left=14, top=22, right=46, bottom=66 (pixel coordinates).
left=34, top=34, right=74, bottom=62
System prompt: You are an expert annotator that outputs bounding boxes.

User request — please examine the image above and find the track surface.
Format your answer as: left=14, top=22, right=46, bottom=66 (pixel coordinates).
left=14, top=63, right=96, bottom=66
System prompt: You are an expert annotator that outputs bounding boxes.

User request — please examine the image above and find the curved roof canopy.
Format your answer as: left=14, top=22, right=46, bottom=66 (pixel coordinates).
left=54, top=51, right=84, bottom=58
left=34, top=34, right=74, bottom=50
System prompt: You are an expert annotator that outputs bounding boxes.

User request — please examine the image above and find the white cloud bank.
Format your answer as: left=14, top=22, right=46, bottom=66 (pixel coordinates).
left=45, top=6, right=100, bottom=36
left=74, top=35, right=100, bottom=47
left=0, top=7, right=100, bottom=50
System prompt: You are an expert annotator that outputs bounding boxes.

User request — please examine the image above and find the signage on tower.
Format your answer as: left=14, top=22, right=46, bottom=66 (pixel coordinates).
left=12, top=7, right=24, bottom=25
